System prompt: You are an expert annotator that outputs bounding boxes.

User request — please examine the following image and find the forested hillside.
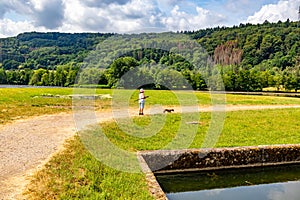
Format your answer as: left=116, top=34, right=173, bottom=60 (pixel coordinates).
left=0, top=32, right=113, bottom=70
left=188, top=20, right=300, bottom=91
left=0, top=20, right=299, bottom=91
left=190, top=20, right=299, bottom=69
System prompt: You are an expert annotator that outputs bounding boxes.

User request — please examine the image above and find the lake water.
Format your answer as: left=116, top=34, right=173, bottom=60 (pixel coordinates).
left=0, top=85, right=63, bottom=88
left=156, top=164, right=300, bottom=200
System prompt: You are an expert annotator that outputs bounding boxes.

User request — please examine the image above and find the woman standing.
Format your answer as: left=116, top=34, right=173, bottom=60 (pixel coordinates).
left=138, top=88, right=147, bottom=115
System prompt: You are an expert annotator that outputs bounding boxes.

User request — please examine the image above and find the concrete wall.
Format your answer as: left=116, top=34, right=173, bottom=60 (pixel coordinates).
left=138, top=144, right=300, bottom=199
left=140, top=144, right=300, bottom=174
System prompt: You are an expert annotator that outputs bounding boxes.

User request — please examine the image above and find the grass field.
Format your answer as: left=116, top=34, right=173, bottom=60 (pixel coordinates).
left=1, top=88, right=300, bottom=124
left=2, top=88, right=300, bottom=199
left=0, top=88, right=112, bottom=124
left=25, top=108, right=300, bottom=199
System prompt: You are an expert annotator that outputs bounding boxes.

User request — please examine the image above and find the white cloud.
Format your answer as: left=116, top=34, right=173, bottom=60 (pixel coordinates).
left=31, top=0, right=65, bottom=28
left=0, top=1, right=32, bottom=19
left=0, top=18, right=43, bottom=38
left=60, top=0, right=163, bottom=33
left=1, top=0, right=299, bottom=38
left=224, top=0, right=257, bottom=18
left=30, top=0, right=47, bottom=11
left=0, top=0, right=226, bottom=38
left=0, top=0, right=64, bottom=34
left=161, top=5, right=226, bottom=31
left=247, top=0, right=300, bottom=24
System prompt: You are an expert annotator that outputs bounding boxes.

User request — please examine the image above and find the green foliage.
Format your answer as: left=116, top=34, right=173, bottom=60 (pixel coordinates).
left=5, top=62, right=80, bottom=86
left=106, top=57, right=139, bottom=87
left=188, top=20, right=300, bottom=91
left=1, top=20, right=299, bottom=91
left=191, top=20, right=299, bottom=69
left=0, top=32, right=112, bottom=70
left=78, top=68, right=107, bottom=85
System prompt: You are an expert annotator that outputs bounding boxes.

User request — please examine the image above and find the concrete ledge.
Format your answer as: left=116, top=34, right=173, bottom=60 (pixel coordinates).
left=140, top=144, right=300, bottom=173
left=137, top=153, right=167, bottom=200
left=138, top=144, right=300, bottom=199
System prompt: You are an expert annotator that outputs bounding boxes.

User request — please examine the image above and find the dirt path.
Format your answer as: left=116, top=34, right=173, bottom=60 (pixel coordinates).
left=1, top=104, right=300, bottom=199
left=0, top=113, right=76, bottom=200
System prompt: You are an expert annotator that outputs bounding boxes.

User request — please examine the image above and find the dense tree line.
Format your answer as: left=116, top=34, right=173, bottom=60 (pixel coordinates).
left=1, top=56, right=300, bottom=92
left=0, top=62, right=79, bottom=86
left=0, top=20, right=299, bottom=91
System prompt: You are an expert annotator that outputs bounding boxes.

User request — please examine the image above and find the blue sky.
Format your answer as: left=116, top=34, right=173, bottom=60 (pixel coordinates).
left=0, top=0, right=299, bottom=38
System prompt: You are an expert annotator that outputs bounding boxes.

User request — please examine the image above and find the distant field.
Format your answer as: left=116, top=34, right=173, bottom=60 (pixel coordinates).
left=1, top=88, right=300, bottom=125
left=0, top=88, right=112, bottom=124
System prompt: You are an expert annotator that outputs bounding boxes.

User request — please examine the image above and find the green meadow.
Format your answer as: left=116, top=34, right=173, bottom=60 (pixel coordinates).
left=25, top=108, right=300, bottom=199
left=1, top=88, right=300, bottom=125
left=0, top=88, right=112, bottom=124
left=2, top=88, right=300, bottom=199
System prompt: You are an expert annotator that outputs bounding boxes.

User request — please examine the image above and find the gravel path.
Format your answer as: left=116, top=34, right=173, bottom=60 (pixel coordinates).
left=0, top=113, right=76, bottom=200
left=1, top=104, right=300, bottom=199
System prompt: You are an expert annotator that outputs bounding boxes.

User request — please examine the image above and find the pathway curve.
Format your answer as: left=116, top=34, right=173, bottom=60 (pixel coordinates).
left=1, top=104, right=300, bottom=199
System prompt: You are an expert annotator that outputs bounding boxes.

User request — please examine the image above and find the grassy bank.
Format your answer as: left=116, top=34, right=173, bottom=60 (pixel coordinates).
left=25, top=107, right=300, bottom=199
left=24, top=136, right=152, bottom=200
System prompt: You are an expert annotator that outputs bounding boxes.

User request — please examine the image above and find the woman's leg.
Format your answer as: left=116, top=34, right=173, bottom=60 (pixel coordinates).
left=139, top=102, right=144, bottom=115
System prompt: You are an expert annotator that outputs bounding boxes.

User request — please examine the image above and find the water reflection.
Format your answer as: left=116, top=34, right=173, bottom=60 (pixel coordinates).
left=268, top=181, right=300, bottom=200
left=167, top=181, right=300, bottom=200
left=156, top=164, right=300, bottom=200
left=0, top=85, right=63, bottom=88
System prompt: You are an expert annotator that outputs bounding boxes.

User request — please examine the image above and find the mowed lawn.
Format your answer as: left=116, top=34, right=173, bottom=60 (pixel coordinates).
left=0, top=87, right=112, bottom=124
left=1, top=87, right=300, bottom=124
left=2, top=88, right=300, bottom=199
left=25, top=108, right=300, bottom=199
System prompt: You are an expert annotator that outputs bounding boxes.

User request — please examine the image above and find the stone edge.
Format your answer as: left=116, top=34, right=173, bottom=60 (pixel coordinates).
left=137, top=144, right=300, bottom=200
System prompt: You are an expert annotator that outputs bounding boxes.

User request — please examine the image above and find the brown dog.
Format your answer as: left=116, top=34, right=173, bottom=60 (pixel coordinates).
left=163, top=109, right=174, bottom=113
